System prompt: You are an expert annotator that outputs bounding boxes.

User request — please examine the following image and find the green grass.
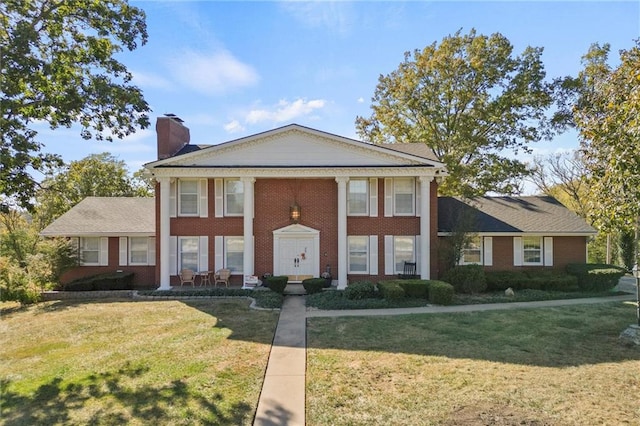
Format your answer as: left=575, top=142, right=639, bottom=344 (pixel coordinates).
left=307, top=301, right=640, bottom=425
left=1, top=299, right=279, bottom=425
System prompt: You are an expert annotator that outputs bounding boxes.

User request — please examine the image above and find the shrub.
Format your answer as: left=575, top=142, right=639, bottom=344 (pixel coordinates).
left=0, top=257, right=42, bottom=305
left=428, top=280, right=454, bottom=305
left=381, top=279, right=429, bottom=298
left=344, top=281, right=377, bottom=300
left=442, top=264, right=487, bottom=294
left=265, top=275, right=289, bottom=294
left=64, top=272, right=134, bottom=291
left=485, top=271, right=528, bottom=291
left=302, top=278, right=326, bottom=294
left=566, top=263, right=627, bottom=291
left=377, top=281, right=406, bottom=300
left=525, top=270, right=578, bottom=292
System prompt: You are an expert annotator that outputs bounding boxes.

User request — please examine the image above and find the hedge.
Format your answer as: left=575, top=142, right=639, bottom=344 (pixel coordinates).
left=302, top=278, right=326, bottom=294
left=428, top=280, right=454, bottom=305
left=377, top=281, right=405, bottom=300
left=64, top=272, right=134, bottom=291
left=396, top=279, right=430, bottom=298
left=265, top=275, right=289, bottom=294
left=485, top=270, right=578, bottom=292
left=566, top=263, right=627, bottom=291
left=442, top=264, right=487, bottom=294
left=344, top=281, right=377, bottom=300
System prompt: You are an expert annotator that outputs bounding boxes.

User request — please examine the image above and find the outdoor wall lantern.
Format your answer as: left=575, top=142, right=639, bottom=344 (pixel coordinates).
left=290, top=202, right=301, bottom=223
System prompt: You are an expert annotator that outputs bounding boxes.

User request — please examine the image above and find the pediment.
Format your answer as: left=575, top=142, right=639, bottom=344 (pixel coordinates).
left=150, top=125, right=441, bottom=169
left=273, top=224, right=320, bottom=235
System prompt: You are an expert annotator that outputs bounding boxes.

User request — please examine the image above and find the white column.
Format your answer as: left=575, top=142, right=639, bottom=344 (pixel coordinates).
left=158, top=177, right=171, bottom=290
left=418, top=176, right=432, bottom=280
left=242, top=177, right=255, bottom=282
left=336, top=177, right=348, bottom=289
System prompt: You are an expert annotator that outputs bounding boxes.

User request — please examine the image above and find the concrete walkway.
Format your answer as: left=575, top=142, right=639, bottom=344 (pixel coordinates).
left=254, top=296, right=306, bottom=426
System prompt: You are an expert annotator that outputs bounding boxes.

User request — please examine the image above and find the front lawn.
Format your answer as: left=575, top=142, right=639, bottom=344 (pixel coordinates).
left=1, top=299, right=279, bottom=425
left=307, top=302, right=640, bottom=425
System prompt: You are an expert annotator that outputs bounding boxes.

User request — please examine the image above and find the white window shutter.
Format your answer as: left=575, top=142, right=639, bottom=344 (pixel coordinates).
left=214, top=179, right=224, bottom=218
left=369, top=178, right=378, bottom=217
left=384, top=178, right=394, bottom=217
left=70, top=237, right=79, bottom=261
left=544, top=237, right=553, bottom=266
left=199, top=179, right=208, bottom=218
left=384, top=235, right=394, bottom=275
left=119, top=237, right=128, bottom=266
left=100, top=237, right=109, bottom=266
left=513, top=237, right=523, bottom=266
left=214, top=236, right=224, bottom=270
left=199, top=236, right=209, bottom=272
left=483, top=237, right=493, bottom=267
left=415, top=235, right=420, bottom=274
left=169, top=236, right=177, bottom=275
left=416, top=179, right=421, bottom=217
left=369, top=235, right=378, bottom=275
left=148, top=237, right=156, bottom=266
left=169, top=179, right=177, bottom=218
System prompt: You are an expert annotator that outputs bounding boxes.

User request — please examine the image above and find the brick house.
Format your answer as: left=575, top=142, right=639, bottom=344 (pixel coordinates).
left=43, top=116, right=595, bottom=289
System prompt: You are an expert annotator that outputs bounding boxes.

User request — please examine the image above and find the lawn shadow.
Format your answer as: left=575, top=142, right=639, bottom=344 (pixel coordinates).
left=306, top=301, right=640, bottom=368
left=1, top=362, right=252, bottom=425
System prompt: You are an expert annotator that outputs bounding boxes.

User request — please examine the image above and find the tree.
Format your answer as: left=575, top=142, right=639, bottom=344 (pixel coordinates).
left=34, top=152, right=152, bottom=229
left=1, top=0, right=150, bottom=210
left=572, top=42, right=640, bottom=234
left=356, top=29, right=558, bottom=196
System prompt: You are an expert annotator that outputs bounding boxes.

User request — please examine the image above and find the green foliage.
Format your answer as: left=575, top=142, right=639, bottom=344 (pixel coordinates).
left=428, top=280, right=454, bottom=306
left=383, top=279, right=430, bottom=298
left=302, top=278, right=326, bottom=295
left=0, top=257, right=42, bottom=304
left=265, top=276, right=288, bottom=294
left=442, top=264, right=487, bottom=294
left=64, top=272, right=134, bottom=291
left=344, top=281, right=377, bottom=300
left=305, top=290, right=427, bottom=310
left=377, top=281, right=406, bottom=300
left=1, top=0, right=150, bottom=209
left=356, top=28, right=558, bottom=196
left=34, top=153, right=152, bottom=229
left=485, top=270, right=578, bottom=292
left=566, top=263, right=627, bottom=291
left=618, top=231, right=636, bottom=272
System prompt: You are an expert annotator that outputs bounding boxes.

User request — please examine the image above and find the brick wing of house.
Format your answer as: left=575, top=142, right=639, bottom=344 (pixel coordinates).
left=145, top=116, right=448, bottom=289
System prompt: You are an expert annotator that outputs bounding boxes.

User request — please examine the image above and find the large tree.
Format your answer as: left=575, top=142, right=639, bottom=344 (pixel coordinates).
left=356, top=29, right=558, bottom=196
left=1, top=0, right=150, bottom=210
left=34, top=152, right=152, bottom=229
left=572, top=42, right=640, bottom=235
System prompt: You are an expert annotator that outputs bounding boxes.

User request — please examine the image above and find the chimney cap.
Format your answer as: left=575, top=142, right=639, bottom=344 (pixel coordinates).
left=163, top=113, right=184, bottom=123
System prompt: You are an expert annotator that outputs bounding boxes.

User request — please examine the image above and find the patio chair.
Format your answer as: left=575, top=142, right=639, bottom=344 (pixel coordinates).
left=214, top=269, right=231, bottom=288
left=398, top=261, right=417, bottom=279
left=179, top=269, right=196, bottom=287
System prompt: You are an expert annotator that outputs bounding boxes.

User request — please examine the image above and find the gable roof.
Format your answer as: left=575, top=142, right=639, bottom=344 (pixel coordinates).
left=145, top=123, right=446, bottom=172
left=438, top=196, right=596, bottom=235
left=40, top=197, right=155, bottom=237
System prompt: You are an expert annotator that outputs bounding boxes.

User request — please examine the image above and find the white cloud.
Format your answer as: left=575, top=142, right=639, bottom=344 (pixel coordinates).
left=357, top=97, right=365, bottom=103
left=280, top=2, right=352, bottom=35
left=131, top=70, right=173, bottom=90
left=245, top=98, right=326, bottom=124
left=169, top=49, right=259, bottom=95
left=224, top=120, right=245, bottom=134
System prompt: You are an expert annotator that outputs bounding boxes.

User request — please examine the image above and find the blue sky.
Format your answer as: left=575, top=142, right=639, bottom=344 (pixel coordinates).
left=37, top=1, right=639, bottom=187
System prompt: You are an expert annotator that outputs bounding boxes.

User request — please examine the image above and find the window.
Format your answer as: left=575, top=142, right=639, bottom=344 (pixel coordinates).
left=225, top=179, right=244, bottom=216
left=394, top=178, right=415, bottom=215
left=523, top=236, right=543, bottom=265
left=394, top=236, right=415, bottom=274
left=179, top=237, right=199, bottom=272
left=348, top=236, right=369, bottom=273
left=462, top=236, right=482, bottom=265
left=179, top=180, right=199, bottom=216
left=129, top=237, right=149, bottom=265
left=80, top=237, right=100, bottom=265
left=347, top=179, right=368, bottom=215
left=225, top=237, right=244, bottom=273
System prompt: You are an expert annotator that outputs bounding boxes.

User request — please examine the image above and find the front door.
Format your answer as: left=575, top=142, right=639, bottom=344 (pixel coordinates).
left=278, top=237, right=315, bottom=282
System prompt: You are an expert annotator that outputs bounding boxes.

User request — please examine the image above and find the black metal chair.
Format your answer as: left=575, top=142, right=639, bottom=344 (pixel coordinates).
left=399, top=261, right=417, bottom=279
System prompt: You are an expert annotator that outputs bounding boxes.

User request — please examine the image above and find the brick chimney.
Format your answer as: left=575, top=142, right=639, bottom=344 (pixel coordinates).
left=156, top=114, right=190, bottom=160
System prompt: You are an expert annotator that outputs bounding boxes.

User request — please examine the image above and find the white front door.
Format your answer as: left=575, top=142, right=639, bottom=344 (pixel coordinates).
left=273, top=224, right=320, bottom=282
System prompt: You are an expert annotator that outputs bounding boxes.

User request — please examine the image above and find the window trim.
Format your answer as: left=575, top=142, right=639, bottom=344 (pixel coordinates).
left=461, top=236, right=483, bottom=265
left=393, top=177, right=415, bottom=216
left=522, top=236, right=543, bottom=266
left=80, top=237, right=101, bottom=266
left=178, top=179, right=199, bottom=217
left=224, top=236, right=244, bottom=274
left=178, top=236, right=200, bottom=272
left=129, top=237, right=150, bottom=266
left=348, top=235, right=369, bottom=274
left=347, top=179, right=369, bottom=216
left=393, top=235, right=415, bottom=274
left=224, top=178, right=244, bottom=217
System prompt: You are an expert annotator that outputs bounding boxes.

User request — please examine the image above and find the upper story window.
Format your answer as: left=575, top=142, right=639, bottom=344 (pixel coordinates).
left=179, top=180, right=199, bottom=216
left=523, top=236, right=543, bottom=265
left=225, top=179, right=244, bottom=216
left=347, top=179, right=369, bottom=216
left=394, top=178, right=415, bottom=215
left=461, top=236, right=482, bottom=265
